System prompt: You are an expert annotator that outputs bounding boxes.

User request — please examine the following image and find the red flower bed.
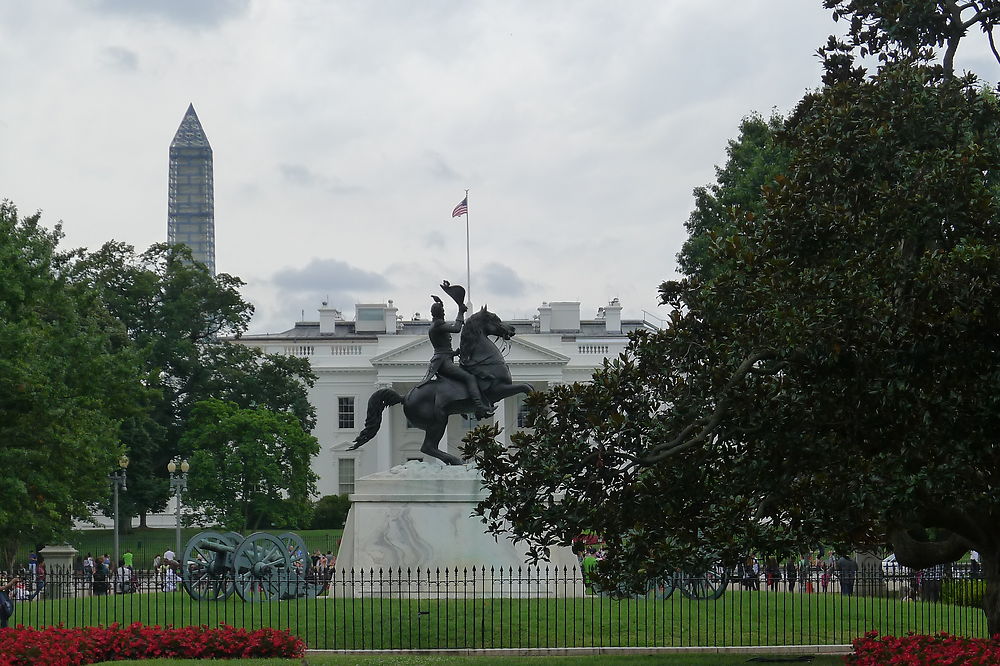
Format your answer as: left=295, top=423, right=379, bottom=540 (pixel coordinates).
left=848, top=631, right=1000, bottom=665
left=0, top=623, right=304, bottom=665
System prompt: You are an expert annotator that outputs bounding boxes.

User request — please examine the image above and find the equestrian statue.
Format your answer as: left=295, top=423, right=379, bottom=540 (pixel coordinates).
left=349, top=281, right=534, bottom=465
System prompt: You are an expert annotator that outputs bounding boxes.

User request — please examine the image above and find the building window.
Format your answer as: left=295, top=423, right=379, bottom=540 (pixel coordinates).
left=338, top=397, right=355, bottom=429
left=517, top=401, right=531, bottom=428
left=338, top=458, right=355, bottom=495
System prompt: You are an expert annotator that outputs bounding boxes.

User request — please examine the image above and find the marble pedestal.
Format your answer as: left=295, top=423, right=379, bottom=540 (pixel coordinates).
left=333, top=460, right=581, bottom=597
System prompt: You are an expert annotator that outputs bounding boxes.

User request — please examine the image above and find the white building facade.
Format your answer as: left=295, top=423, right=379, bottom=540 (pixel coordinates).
left=233, top=298, right=654, bottom=498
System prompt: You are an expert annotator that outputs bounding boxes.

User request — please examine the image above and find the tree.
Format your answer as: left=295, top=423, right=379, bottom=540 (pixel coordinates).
left=68, top=243, right=316, bottom=526
left=677, top=112, right=791, bottom=280
left=825, top=0, right=1000, bottom=74
left=466, top=9, right=1000, bottom=633
left=180, top=399, right=319, bottom=531
left=310, top=494, right=351, bottom=530
left=0, top=202, right=145, bottom=568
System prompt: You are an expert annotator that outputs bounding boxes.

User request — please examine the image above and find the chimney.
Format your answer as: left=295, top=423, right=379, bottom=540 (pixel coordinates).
left=319, top=302, right=342, bottom=335
left=383, top=299, right=398, bottom=335
left=550, top=301, right=581, bottom=332
left=604, top=298, right=622, bottom=334
left=538, top=302, right=552, bottom=333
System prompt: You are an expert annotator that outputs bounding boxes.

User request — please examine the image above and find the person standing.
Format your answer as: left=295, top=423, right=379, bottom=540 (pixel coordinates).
left=581, top=548, right=599, bottom=594
left=0, top=576, right=21, bottom=628
left=784, top=560, right=798, bottom=592
left=122, top=549, right=134, bottom=569
left=835, top=554, right=858, bottom=596
left=31, top=556, right=46, bottom=600
left=83, top=552, right=94, bottom=583
left=765, top=557, right=780, bottom=591
left=92, top=556, right=109, bottom=596
left=116, top=559, right=131, bottom=594
left=163, top=564, right=179, bottom=593
left=921, top=563, right=949, bottom=602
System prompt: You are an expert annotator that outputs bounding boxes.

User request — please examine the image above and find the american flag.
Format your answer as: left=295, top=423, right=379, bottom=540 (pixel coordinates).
left=452, top=197, right=468, bottom=218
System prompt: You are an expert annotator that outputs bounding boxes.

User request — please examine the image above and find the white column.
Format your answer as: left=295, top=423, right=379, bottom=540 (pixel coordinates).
left=494, top=399, right=509, bottom=447
left=375, top=382, right=393, bottom=471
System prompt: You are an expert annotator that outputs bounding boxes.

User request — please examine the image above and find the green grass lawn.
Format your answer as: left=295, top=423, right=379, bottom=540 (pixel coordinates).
left=95, top=655, right=849, bottom=666
left=26, top=528, right=343, bottom=570
left=15, top=587, right=984, bottom=651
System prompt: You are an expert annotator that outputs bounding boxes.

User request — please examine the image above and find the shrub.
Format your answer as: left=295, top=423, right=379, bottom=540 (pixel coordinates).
left=0, top=623, right=305, bottom=665
left=941, top=578, right=985, bottom=608
left=848, top=632, right=1000, bottom=665
left=310, top=494, right=351, bottom=529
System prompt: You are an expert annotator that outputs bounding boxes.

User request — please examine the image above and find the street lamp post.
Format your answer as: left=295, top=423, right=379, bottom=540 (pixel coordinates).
left=167, top=459, right=190, bottom=559
left=108, top=454, right=129, bottom=572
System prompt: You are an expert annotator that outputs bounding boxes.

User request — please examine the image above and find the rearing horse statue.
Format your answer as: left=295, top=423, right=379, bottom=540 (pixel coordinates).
left=349, top=306, right=534, bottom=465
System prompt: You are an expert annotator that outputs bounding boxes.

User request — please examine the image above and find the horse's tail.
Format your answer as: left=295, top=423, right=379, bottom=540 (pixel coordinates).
left=349, top=388, right=404, bottom=449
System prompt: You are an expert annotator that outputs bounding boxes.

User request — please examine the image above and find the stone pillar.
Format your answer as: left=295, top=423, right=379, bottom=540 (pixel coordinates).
left=855, top=551, right=887, bottom=597
left=334, top=461, right=581, bottom=597
left=40, top=543, right=78, bottom=598
left=374, top=382, right=394, bottom=471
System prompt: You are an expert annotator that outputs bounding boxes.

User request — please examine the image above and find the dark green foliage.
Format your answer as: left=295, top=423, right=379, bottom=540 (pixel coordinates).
left=67, top=242, right=317, bottom=523
left=181, top=398, right=319, bottom=531
left=0, top=202, right=146, bottom=568
left=311, top=494, right=351, bottom=530
left=677, top=112, right=791, bottom=280
left=466, top=15, right=1000, bottom=633
left=824, top=1, right=1000, bottom=72
left=942, top=579, right=986, bottom=608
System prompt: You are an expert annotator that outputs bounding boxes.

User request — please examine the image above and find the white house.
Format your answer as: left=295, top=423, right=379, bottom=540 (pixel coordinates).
left=232, top=298, right=656, bottom=498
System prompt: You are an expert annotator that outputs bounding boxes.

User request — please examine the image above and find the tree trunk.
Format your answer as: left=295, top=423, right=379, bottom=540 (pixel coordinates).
left=139, top=511, right=148, bottom=529
left=0, top=541, right=18, bottom=576
left=982, top=551, right=1000, bottom=636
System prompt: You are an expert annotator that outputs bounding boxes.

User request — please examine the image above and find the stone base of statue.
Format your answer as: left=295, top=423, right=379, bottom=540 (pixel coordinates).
left=331, top=460, right=582, bottom=597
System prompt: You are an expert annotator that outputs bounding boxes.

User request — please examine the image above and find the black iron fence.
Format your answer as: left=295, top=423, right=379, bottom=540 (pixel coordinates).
left=5, top=565, right=987, bottom=650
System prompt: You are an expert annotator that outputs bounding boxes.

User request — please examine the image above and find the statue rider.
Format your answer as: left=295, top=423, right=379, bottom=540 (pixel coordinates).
left=419, top=282, right=494, bottom=420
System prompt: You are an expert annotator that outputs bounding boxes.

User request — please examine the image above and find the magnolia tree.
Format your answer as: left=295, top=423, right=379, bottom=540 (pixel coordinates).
left=466, top=2, right=1000, bottom=633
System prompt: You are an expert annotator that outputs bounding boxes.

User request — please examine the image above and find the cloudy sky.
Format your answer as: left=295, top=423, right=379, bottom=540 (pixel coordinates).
left=3, top=2, right=993, bottom=334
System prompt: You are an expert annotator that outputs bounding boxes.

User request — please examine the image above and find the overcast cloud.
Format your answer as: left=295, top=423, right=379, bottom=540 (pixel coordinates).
left=3, top=2, right=996, bottom=334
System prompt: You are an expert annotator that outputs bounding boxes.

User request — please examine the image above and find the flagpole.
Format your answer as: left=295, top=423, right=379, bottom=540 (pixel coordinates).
left=464, top=188, right=471, bottom=309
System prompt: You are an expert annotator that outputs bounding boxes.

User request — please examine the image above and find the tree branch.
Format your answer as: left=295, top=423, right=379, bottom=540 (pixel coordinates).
left=988, top=25, right=1000, bottom=67
left=887, top=522, right=973, bottom=570
left=635, top=349, right=778, bottom=465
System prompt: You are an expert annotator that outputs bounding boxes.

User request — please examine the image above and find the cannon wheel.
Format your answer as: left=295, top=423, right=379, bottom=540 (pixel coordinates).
left=647, top=577, right=676, bottom=600
left=277, top=532, right=322, bottom=599
left=677, top=563, right=729, bottom=600
left=277, top=532, right=311, bottom=574
left=181, top=531, right=239, bottom=601
left=234, top=532, right=289, bottom=602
